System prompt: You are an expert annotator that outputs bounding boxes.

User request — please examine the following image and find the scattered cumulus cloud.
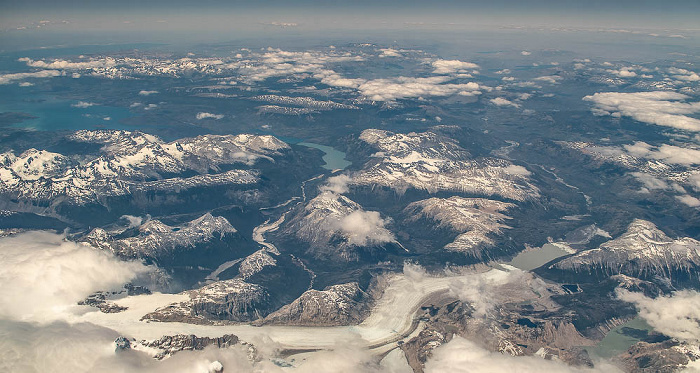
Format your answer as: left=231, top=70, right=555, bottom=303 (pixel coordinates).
left=623, top=142, right=700, bottom=165
left=0, top=70, right=62, bottom=85
left=609, top=68, right=637, bottom=78
left=631, top=172, right=671, bottom=190
left=669, top=67, right=700, bottom=82
left=533, top=75, right=562, bottom=84
left=378, top=48, right=402, bottom=58
left=583, top=91, right=700, bottom=131
left=332, top=210, right=395, bottom=247
left=19, top=57, right=117, bottom=70
left=355, top=76, right=483, bottom=101
left=139, top=90, right=159, bottom=96
left=425, top=336, right=622, bottom=373
left=676, top=194, right=700, bottom=207
left=71, top=101, right=96, bottom=108
left=196, top=112, right=224, bottom=120
left=521, top=51, right=531, bottom=56
left=490, top=97, right=520, bottom=108
left=431, top=59, right=479, bottom=75
left=320, top=174, right=351, bottom=194
left=618, top=289, right=700, bottom=343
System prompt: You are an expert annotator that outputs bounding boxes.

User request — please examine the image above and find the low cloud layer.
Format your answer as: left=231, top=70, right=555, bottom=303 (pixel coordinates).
left=0, top=70, right=62, bottom=85
left=320, top=174, right=351, bottom=194
left=624, top=142, right=700, bottom=165
left=490, top=97, right=520, bottom=108
left=425, top=336, right=623, bottom=373
left=583, top=91, right=700, bottom=131
left=196, top=112, right=224, bottom=120
left=618, top=289, right=700, bottom=343
left=333, top=210, right=395, bottom=246
left=0, top=231, right=150, bottom=323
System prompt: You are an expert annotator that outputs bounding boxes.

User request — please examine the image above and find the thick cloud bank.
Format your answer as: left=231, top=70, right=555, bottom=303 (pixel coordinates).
left=618, top=290, right=700, bottom=343
left=0, top=231, right=150, bottom=322
left=583, top=91, right=700, bottom=131
left=425, top=336, right=623, bottom=373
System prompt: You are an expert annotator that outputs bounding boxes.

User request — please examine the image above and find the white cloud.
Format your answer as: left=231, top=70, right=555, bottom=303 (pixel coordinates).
left=425, top=336, right=622, bottom=373
left=320, top=174, right=351, bottom=194
left=378, top=48, right=402, bottom=58
left=609, top=68, right=637, bottom=78
left=669, top=67, right=700, bottom=82
left=19, top=82, right=34, bottom=87
left=0, top=231, right=151, bottom=323
left=0, top=70, right=62, bottom=85
left=533, top=75, right=562, bottom=84
left=196, top=112, right=224, bottom=120
left=583, top=91, right=700, bottom=131
left=676, top=194, right=700, bottom=207
left=631, top=172, right=670, bottom=190
left=71, top=101, right=96, bottom=108
left=139, top=90, right=159, bottom=96
left=355, top=76, right=483, bottom=101
left=623, top=142, right=700, bottom=165
left=521, top=51, right=531, bottom=56
left=688, top=174, right=700, bottom=192
left=618, top=290, right=700, bottom=343
left=19, top=57, right=117, bottom=70
left=332, top=210, right=395, bottom=247
left=490, top=97, right=520, bottom=108
left=431, top=59, right=479, bottom=75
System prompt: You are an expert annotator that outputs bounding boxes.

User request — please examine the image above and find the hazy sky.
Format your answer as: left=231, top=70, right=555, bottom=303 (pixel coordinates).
left=1, top=0, right=699, bottom=50
left=3, top=0, right=700, bottom=29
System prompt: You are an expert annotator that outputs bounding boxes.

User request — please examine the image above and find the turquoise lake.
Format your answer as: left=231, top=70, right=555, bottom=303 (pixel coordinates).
left=297, top=142, right=352, bottom=171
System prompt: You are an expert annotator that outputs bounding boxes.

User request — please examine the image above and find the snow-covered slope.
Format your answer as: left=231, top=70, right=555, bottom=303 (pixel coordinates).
left=352, top=129, right=538, bottom=201
left=553, top=219, right=700, bottom=278
left=0, top=130, right=286, bottom=204
left=261, top=282, right=368, bottom=326
left=405, top=196, right=514, bottom=256
left=284, top=191, right=395, bottom=260
left=80, top=213, right=237, bottom=262
left=238, top=249, right=278, bottom=280
left=142, top=278, right=270, bottom=324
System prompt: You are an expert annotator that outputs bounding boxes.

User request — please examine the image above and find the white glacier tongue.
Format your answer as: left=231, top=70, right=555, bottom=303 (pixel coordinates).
left=553, top=219, right=700, bottom=277
left=352, top=129, right=539, bottom=201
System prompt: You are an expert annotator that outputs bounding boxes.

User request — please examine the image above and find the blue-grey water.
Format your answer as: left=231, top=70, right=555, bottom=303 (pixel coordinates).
left=508, top=243, right=572, bottom=271
left=297, top=142, right=352, bottom=171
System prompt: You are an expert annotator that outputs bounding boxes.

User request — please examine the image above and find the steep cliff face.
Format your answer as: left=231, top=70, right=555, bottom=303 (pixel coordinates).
left=260, top=282, right=368, bottom=326
left=553, top=219, right=700, bottom=281
left=142, top=279, right=271, bottom=324
left=141, top=334, right=240, bottom=360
